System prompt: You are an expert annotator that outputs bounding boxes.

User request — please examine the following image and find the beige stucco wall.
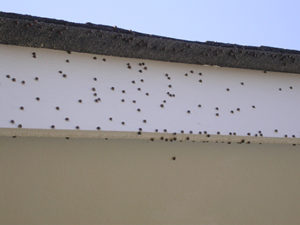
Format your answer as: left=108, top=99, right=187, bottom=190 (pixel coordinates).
left=0, top=136, right=299, bottom=225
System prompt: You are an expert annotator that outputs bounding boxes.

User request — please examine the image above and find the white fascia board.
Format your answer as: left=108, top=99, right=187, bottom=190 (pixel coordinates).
left=0, top=44, right=299, bottom=145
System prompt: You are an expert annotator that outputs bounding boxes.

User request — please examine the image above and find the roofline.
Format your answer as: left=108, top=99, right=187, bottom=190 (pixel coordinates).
left=1, top=11, right=300, bottom=74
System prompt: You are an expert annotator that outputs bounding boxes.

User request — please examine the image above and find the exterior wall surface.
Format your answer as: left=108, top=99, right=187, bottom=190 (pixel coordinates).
left=0, top=137, right=300, bottom=225
left=1, top=44, right=300, bottom=225
left=0, top=44, right=300, bottom=143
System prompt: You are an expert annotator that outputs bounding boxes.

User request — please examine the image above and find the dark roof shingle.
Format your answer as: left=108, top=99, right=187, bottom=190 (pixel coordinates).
left=1, top=11, right=300, bottom=74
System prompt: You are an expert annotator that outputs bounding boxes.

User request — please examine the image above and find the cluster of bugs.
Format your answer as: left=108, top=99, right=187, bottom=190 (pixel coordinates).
left=0, top=46, right=298, bottom=146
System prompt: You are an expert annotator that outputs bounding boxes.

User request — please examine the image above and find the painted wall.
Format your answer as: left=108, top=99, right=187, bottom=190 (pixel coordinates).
left=1, top=44, right=300, bottom=224
left=0, top=44, right=299, bottom=139
left=0, top=136, right=300, bottom=225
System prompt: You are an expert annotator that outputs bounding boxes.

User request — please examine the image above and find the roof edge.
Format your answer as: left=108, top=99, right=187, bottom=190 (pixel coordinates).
left=1, top=11, right=300, bottom=74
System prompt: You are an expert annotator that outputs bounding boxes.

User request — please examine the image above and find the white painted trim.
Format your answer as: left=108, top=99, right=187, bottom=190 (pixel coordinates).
left=1, top=128, right=299, bottom=145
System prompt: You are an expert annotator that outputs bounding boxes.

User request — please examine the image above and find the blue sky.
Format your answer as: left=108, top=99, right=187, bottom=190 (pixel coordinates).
left=2, top=0, right=300, bottom=50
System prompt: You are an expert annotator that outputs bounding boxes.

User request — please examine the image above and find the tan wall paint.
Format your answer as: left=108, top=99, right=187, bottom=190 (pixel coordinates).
left=0, top=137, right=300, bottom=225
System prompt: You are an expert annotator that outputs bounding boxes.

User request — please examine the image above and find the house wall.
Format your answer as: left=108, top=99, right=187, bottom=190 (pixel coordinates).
left=0, top=44, right=299, bottom=141
left=0, top=136, right=300, bottom=225
left=0, top=44, right=300, bottom=225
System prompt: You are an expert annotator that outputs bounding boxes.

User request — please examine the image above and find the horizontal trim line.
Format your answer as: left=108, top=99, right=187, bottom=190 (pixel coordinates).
left=0, top=128, right=299, bottom=145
